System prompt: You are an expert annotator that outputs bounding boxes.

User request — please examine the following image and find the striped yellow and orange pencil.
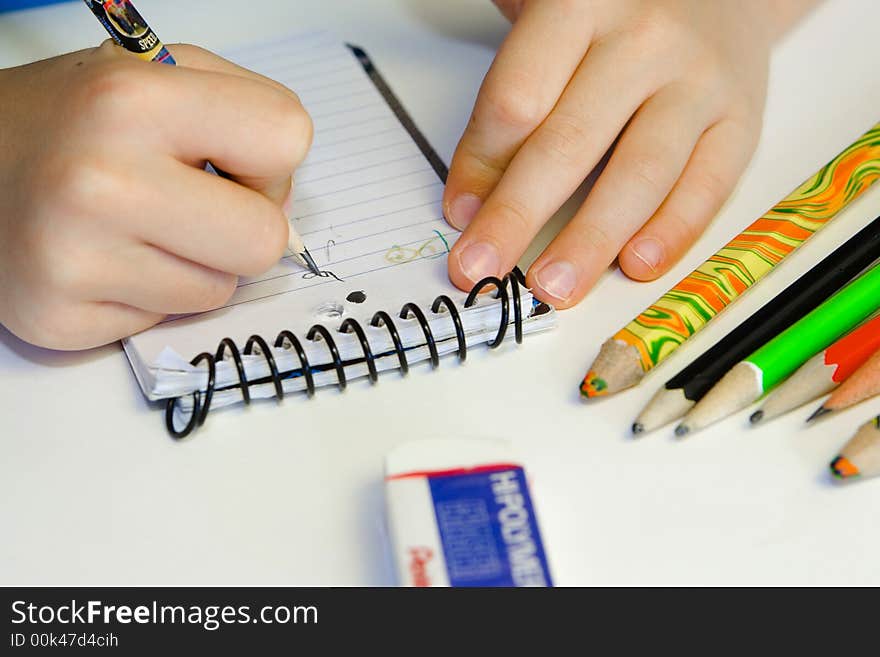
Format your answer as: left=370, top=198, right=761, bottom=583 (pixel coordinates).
left=581, top=122, right=880, bottom=398
left=831, top=416, right=880, bottom=481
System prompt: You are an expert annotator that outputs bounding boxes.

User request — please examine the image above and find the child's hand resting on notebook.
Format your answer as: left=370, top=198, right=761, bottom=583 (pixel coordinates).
left=444, top=0, right=815, bottom=308
left=0, top=41, right=312, bottom=350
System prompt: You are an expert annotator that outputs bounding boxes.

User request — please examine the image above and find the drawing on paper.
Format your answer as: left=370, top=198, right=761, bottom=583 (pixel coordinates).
left=384, top=230, right=452, bottom=265
left=302, top=269, right=345, bottom=283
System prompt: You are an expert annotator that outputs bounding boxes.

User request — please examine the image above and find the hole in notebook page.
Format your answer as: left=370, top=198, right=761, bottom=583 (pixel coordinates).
left=346, top=291, right=367, bottom=304
left=314, top=302, right=345, bottom=319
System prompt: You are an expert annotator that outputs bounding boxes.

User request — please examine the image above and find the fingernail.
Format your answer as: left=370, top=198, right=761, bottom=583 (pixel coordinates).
left=535, top=260, right=577, bottom=302
left=447, top=193, right=482, bottom=229
left=630, top=237, right=665, bottom=273
left=457, top=240, right=501, bottom=283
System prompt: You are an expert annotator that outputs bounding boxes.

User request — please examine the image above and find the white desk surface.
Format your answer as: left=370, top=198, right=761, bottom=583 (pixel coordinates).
left=2, top=0, right=880, bottom=586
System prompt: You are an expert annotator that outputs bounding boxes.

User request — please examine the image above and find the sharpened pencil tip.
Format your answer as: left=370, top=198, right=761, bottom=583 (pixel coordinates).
left=749, top=410, right=764, bottom=425
left=631, top=423, right=644, bottom=436
left=674, top=424, right=690, bottom=437
left=807, top=407, right=831, bottom=423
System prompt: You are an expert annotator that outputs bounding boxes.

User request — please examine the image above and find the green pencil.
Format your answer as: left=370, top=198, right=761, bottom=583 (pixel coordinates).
left=675, top=262, right=880, bottom=436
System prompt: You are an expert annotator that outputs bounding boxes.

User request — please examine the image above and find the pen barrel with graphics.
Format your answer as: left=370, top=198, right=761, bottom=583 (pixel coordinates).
left=82, top=0, right=175, bottom=64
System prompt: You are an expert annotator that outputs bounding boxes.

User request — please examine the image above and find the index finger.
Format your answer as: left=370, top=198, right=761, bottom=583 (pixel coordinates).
left=168, top=43, right=301, bottom=104
left=442, top=2, right=593, bottom=229
left=158, top=44, right=313, bottom=203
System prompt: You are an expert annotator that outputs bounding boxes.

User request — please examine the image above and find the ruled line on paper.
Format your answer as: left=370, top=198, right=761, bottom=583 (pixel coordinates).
left=293, top=181, right=443, bottom=220
left=299, top=138, right=412, bottom=168
left=297, top=153, right=423, bottom=184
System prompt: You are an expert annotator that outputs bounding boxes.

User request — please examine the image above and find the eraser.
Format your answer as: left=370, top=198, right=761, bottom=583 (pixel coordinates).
left=384, top=438, right=552, bottom=587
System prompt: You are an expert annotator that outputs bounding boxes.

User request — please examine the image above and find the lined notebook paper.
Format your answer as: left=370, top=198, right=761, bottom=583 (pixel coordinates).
left=122, top=33, right=556, bottom=416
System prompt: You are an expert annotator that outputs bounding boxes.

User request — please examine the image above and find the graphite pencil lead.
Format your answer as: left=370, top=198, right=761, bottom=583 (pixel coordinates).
left=807, top=406, right=832, bottom=423
left=674, top=424, right=690, bottom=437
left=749, top=410, right=764, bottom=424
left=631, top=423, right=644, bottom=436
left=633, top=386, right=694, bottom=434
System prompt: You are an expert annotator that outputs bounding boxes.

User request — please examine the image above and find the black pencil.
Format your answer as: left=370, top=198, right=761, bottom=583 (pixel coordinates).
left=632, top=215, right=880, bottom=435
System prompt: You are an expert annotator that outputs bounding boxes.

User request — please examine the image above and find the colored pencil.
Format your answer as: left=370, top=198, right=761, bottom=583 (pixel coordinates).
left=830, top=416, right=880, bottom=480
left=581, top=122, right=880, bottom=399
left=750, top=314, right=880, bottom=424
left=675, top=263, right=880, bottom=436
left=632, top=217, right=880, bottom=434
left=81, top=0, right=320, bottom=275
left=808, top=348, right=880, bottom=421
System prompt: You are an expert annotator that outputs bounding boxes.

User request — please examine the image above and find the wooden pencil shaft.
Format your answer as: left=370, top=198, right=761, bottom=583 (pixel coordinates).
left=678, top=362, right=763, bottom=434
left=634, top=387, right=695, bottom=433
left=287, top=225, right=306, bottom=255
left=755, top=354, right=836, bottom=422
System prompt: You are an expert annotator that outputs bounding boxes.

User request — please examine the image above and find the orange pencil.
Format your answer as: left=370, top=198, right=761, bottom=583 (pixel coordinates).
left=808, top=346, right=880, bottom=421
left=752, top=314, right=880, bottom=424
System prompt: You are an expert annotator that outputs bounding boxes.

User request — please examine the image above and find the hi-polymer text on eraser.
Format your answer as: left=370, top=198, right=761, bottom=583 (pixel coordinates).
left=384, top=438, right=553, bottom=587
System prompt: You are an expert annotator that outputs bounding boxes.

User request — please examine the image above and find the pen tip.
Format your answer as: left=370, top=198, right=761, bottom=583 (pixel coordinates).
left=631, top=423, right=644, bottom=436
left=301, top=246, right=321, bottom=276
left=749, top=410, right=764, bottom=425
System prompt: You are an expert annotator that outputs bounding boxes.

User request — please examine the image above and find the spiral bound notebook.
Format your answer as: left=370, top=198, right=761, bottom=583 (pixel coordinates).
left=122, top=33, right=558, bottom=436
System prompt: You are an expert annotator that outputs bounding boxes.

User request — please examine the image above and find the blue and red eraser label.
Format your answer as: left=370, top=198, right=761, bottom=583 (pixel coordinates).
left=385, top=439, right=553, bottom=587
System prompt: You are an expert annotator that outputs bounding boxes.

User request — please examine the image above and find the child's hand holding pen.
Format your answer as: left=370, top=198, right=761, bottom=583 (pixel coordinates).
left=0, top=41, right=312, bottom=349
left=0, top=0, right=822, bottom=351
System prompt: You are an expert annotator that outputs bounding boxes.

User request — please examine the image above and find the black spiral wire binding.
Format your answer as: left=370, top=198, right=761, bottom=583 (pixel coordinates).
left=306, top=324, right=347, bottom=391
left=165, top=267, right=530, bottom=438
left=369, top=310, right=408, bottom=374
left=340, top=318, right=378, bottom=383
left=399, top=302, right=439, bottom=368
